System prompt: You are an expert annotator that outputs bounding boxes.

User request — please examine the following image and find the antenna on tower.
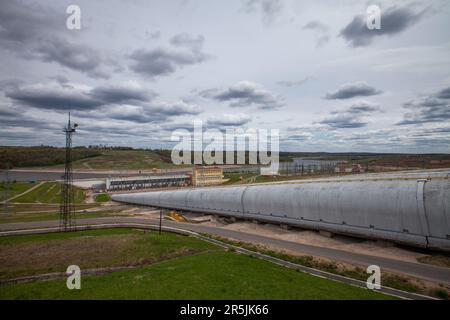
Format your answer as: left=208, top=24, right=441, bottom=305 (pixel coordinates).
left=60, top=112, right=78, bottom=232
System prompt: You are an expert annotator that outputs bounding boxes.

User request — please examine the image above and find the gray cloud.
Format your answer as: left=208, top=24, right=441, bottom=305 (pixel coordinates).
left=90, top=85, right=156, bottom=104
left=0, top=1, right=62, bottom=48
left=4, top=81, right=202, bottom=126
left=397, top=90, right=450, bottom=125
left=129, top=47, right=209, bottom=78
left=340, top=5, right=429, bottom=47
left=318, top=101, right=381, bottom=129
left=0, top=79, right=24, bottom=90
left=277, top=77, right=313, bottom=87
left=325, top=82, right=382, bottom=99
left=332, top=101, right=381, bottom=114
left=200, top=81, right=284, bottom=110
left=436, top=87, right=450, bottom=99
left=144, top=30, right=161, bottom=40
left=319, top=115, right=368, bottom=129
left=0, top=1, right=110, bottom=79
left=35, top=38, right=108, bottom=79
left=5, top=82, right=154, bottom=111
left=283, top=127, right=312, bottom=142
left=170, top=33, right=205, bottom=51
left=243, top=0, right=283, bottom=25
left=206, top=113, right=251, bottom=127
left=6, top=84, right=102, bottom=111
left=302, top=21, right=330, bottom=47
left=101, top=101, right=202, bottom=124
left=0, top=104, right=58, bottom=131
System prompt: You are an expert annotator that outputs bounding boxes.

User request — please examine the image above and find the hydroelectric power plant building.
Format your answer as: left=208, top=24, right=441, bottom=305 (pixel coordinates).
left=106, top=174, right=190, bottom=191
left=112, top=170, right=450, bottom=251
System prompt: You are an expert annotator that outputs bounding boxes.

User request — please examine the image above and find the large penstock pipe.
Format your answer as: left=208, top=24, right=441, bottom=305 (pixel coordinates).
left=112, top=177, right=450, bottom=251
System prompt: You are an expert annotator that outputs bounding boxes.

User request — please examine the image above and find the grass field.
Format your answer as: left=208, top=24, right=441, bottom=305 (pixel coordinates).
left=12, top=182, right=85, bottom=204
left=0, top=229, right=213, bottom=281
left=0, top=228, right=393, bottom=300
left=95, top=193, right=110, bottom=202
left=223, top=173, right=258, bottom=185
left=0, top=211, right=119, bottom=224
left=1, top=182, right=97, bottom=223
left=69, top=149, right=181, bottom=170
left=223, top=173, right=343, bottom=185
left=0, top=182, right=36, bottom=202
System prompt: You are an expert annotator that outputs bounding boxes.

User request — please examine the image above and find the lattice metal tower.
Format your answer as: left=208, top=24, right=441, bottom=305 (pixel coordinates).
left=3, top=163, right=11, bottom=215
left=60, top=113, right=78, bottom=232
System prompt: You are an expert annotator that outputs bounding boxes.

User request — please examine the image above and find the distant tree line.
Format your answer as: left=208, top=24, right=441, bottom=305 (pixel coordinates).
left=0, top=146, right=102, bottom=169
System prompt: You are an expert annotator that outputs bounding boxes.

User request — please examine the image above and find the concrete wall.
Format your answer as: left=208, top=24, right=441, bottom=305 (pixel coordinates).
left=112, top=178, right=450, bottom=251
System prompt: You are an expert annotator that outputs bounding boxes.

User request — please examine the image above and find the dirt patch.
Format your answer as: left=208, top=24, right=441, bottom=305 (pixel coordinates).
left=417, top=255, right=450, bottom=268
left=199, top=218, right=428, bottom=264
left=0, top=235, right=136, bottom=278
left=0, top=232, right=208, bottom=281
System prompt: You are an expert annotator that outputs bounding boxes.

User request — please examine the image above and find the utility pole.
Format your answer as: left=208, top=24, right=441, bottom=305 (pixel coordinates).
left=60, top=113, right=78, bottom=232
left=159, top=208, right=163, bottom=235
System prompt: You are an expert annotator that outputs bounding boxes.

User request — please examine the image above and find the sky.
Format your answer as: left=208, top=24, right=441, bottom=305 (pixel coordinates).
left=0, top=0, right=449, bottom=153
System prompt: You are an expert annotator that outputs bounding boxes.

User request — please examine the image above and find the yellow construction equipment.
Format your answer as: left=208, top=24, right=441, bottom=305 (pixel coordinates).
left=165, top=210, right=187, bottom=222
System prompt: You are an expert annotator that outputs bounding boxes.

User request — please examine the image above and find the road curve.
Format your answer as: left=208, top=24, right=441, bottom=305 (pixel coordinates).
left=1, top=216, right=450, bottom=285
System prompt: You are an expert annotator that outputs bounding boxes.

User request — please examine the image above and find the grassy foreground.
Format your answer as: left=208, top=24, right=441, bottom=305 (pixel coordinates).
left=0, top=228, right=393, bottom=300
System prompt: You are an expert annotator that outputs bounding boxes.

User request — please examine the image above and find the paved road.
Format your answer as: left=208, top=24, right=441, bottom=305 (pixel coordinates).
left=1, top=216, right=450, bottom=285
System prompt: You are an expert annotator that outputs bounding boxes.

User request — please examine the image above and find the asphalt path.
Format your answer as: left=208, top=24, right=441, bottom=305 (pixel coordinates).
left=1, top=216, right=449, bottom=285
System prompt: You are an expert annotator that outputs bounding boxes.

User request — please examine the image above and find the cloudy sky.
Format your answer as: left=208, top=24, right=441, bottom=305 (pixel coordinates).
left=0, top=0, right=449, bottom=153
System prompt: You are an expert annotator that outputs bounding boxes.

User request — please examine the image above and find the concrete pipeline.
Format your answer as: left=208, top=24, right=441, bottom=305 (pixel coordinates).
left=112, top=177, right=450, bottom=251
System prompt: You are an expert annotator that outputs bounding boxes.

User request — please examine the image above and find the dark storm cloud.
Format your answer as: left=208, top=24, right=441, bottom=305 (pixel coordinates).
left=318, top=101, right=381, bottom=129
left=340, top=5, right=429, bottom=47
left=0, top=1, right=109, bottom=78
left=200, top=81, right=284, bottom=110
left=396, top=91, right=450, bottom=125
left=129, top=47, right=209, bottom=78
left=325, top=82, right=382, bottom=99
